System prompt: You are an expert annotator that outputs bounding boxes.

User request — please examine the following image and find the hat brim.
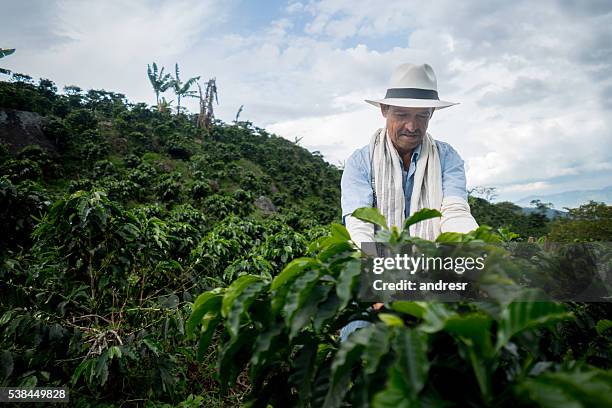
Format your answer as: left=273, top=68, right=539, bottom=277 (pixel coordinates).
left=364, top=98, right=458, bottom=110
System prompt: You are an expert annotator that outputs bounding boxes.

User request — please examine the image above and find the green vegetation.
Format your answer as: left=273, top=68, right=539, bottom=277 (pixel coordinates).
left=0, top=72, right=610, bottom=406
left=190, top=209, right=612, bottom=407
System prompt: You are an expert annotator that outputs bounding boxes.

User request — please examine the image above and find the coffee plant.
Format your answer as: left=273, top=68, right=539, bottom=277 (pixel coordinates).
left=189, top=209, right=612, bottom=407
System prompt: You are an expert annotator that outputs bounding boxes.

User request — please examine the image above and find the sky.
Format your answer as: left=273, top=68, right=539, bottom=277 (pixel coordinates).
left=2, top=0, right=612, bottom=203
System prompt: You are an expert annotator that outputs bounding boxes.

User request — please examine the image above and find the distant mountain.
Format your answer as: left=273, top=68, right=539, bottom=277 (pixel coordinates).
left=520, top=206, right=567, bottom=219
left=516, top=186, right=612, bottom=209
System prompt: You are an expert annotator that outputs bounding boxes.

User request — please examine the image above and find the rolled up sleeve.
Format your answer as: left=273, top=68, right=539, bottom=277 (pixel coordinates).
left=437, top=141, right=468, bottom=200
left=341, top=147, right=373, bottom=221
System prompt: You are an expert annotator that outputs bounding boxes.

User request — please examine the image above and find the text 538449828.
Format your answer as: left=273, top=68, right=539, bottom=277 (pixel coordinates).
left=0, top=387, right=69, bottom=403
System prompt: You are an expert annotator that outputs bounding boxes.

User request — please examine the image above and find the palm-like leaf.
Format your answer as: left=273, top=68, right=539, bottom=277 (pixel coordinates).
left=0, top=48, right=16, bottom=59
left=147, top=62, right=172, bottom=106
left=171, top=63, right=200, bottom=114
left=0, top=48, right=15, bottom=75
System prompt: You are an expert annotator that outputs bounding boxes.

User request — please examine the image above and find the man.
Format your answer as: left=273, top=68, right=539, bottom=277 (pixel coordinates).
left=341, top=62, right=478, bottom=246
left=339, top=63, right=478, bottom=341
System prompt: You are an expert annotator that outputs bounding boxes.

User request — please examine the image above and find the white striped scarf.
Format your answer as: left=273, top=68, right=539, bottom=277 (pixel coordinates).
left=369, top=127, right=442, bottom=240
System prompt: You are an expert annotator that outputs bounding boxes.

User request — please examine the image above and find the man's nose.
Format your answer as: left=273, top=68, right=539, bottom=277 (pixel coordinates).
left=402, top=119, right=417, bottom=133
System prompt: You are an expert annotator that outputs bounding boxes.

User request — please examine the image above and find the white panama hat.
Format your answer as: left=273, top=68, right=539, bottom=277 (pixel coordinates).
left=365, top=63, right=458, bottom=110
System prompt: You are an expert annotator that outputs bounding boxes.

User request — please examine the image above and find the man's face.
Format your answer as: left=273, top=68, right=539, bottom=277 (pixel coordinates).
left=382, top=105, right=433, bottom=155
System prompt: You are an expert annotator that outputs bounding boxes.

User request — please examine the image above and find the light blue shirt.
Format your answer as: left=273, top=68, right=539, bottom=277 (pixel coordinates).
left=341, top=138, right=468, bottom=222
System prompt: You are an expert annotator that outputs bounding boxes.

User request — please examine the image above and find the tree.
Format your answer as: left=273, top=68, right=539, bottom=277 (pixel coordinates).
left=234, top=104, right=244, bottom=123
left=549, top=201, right=612, bottom=242
left=469, top=186, right=498, bottom=202
left=0, top=47, right=15, bottom=75
left=196, top=78, right=218, bottom=131
left=171, top=63, right=199, bottom=115
left=146, top=62, right=172, bottom=108
left=530, top=199, right=553, bottom=211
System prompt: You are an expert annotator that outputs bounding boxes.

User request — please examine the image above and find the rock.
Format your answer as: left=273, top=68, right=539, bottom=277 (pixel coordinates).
left=0, top=108, right=57, bottom=155
left=208, top=179, right=220, bottom=192
left=254, top=195, right=277, bottom=215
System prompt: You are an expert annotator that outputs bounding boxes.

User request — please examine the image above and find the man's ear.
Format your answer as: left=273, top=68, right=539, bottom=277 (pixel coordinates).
left=380, top=104, right=388, bottom=118
left=429, top=108, right=435, bottom=119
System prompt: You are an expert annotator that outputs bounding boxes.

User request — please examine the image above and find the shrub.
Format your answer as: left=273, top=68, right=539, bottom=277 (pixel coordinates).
left=189, top=209, right=612, bottom=407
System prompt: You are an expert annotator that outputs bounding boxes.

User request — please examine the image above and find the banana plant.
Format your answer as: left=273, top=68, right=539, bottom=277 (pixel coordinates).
left=146, top=62, right=173, bottom=108
left=188, top=207, right=611, bottom=407
left=171, top=63, right=199, bottom=115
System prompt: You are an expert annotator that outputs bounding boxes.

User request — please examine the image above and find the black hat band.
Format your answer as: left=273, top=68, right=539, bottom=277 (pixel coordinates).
left=384, top=88, right=439, bottom=100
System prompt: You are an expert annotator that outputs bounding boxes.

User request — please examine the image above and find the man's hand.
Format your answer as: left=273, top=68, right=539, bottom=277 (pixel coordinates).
left=373, top=303, right=384, bottom=311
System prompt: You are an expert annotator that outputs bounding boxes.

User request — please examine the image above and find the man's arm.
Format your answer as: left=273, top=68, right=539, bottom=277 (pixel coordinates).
left=438, top=142, right=479, bottom=233
left=341, top=148, right=376, bottom=247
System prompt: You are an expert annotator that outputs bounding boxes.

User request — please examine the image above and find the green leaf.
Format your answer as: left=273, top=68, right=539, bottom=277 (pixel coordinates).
left=372, top=328, right=430, bottom=408
left=363, top=325, right=391, bottom=376
left=444, top=314, right=493, bottom=399
left=517, top=368, right=612, bottom=408
left=496, top=294, right=573, bottom=351
left=71, top=359, right=95, bottom=386
left=312, top=363, right=332, bottom=408
left=435, top=232, right=466, bottom=243
left=186, top=288, right=224, bottom=337
left=444, top=313, right=493, bottom=357
left=330, top=223, right=351, bottom=241
left=217, top=328, right=256, bottom=392
left=352, top=207, right=388, bottom=230
left=313, top=291, right=342, bottom=332
left=378, top=313, right=404, bottom=327
left=108, top=346, right=122, bottom=360
left=221, top=274, right=263, bottom=318
left=318, top=241, right=354, bottom=262
left=324, top=324, right=391, bottom=408
left=394, top=329, right=429, bottom=396
left=403, top=208, right=441, bottom=229
left=596, top=319, right=612, bottom=335
left=95, top=349, right=110, bottom=386
left=271, top=257, right=319, bottom=291
left=283, top=270, right=320, bottom=332
left=143, top=337, right=162, bottom=357
left=392, top=302, right=455, bottom=333
left=371, top=364, right=417, bottom=408
left=196, top=312, right=222, bottom=362
left=289, top=341, right=318, bottom=407
left=336, top=259, right=361, bottom=310
left=0, top=350, right=14, bottom=380
left=249, top=322, right=284, bottom=382
left=391, top=301, right=425, bottom=319
left=226, top=280, right=266, bottom=338
left=290, top=285, right=332, bottom=339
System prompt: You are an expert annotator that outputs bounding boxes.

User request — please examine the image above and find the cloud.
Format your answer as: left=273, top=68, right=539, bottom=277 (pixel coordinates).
left=2, top=0, right=611, bottom=203
left=0, top=1, right=73, bottom=51
left=3, top=0, right=226, bottom=104
left=498, top=181, right=553, bottom=194
left=478, top=77, right=553, bottom=107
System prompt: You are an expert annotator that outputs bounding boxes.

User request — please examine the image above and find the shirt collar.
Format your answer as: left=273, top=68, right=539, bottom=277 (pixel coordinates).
left=412, top=142, right=423, bottom=162
left=400, top=142, right=422, bottom=174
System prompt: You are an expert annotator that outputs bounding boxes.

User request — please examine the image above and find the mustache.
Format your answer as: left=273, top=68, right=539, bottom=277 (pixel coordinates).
left=398, top=130, right=421, bottom=136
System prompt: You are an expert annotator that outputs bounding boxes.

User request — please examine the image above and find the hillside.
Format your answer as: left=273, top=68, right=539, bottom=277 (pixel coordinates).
left=0, top=77, right=343, bottom=405
left=1, top=75, right=611, bottom=407
left=0, top=78, right=342, bottom=249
